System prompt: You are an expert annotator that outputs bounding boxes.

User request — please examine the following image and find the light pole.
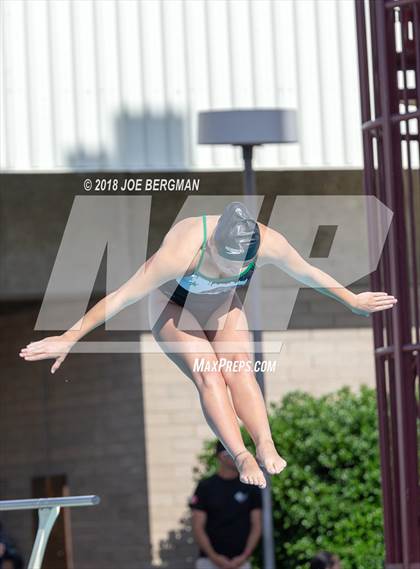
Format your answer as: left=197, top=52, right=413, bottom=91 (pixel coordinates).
left=198, top=109, right=298, bottom=569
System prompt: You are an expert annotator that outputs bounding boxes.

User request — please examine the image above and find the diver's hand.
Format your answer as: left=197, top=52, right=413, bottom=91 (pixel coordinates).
left=351, top=291, right=397, bottom=317
left=19, top=334, right=75, bottom=373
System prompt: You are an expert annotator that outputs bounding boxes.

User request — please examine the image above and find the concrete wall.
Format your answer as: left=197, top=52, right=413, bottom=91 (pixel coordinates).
left=2, top=168, right=416, bottom=567
left=0, top=302, right=152, bottom=569
left=0, top=169, right=370, bottom=301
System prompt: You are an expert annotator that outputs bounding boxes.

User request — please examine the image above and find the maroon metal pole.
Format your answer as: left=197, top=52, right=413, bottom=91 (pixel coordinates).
left=354, top=2, right=398, bottom=560
left=354, top=1, right=420, bottom=567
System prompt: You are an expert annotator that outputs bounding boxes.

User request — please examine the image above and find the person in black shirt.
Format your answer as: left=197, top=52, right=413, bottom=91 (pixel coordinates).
left=189, top=441, right=262, bottom=569
left=309, top=551, right=341, bottom=569
left=1, top=554, right=24, bottom=569
left=0, top=523, right=21, bottom=569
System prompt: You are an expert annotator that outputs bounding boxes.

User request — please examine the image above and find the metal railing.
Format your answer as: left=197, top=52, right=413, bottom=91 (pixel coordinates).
left=0, top=495, right=100, bottom=569
left=355, top=0, right=420, bottom=566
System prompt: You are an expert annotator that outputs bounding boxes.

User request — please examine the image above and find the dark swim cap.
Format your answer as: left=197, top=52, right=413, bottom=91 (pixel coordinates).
left=213, top=202, right=260, bottom=261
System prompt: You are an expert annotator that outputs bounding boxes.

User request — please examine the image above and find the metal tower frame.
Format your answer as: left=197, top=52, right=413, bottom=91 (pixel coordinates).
left=355, top=1, right=420, bottom=568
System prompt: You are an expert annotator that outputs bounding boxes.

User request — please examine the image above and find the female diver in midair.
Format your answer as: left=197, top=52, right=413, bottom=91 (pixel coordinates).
left=19, top=202, right=398, bottom=489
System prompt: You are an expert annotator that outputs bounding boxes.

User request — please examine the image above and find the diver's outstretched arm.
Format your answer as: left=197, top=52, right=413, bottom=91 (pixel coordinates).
left=258, top=225, right=398, bottom=316
left=19, top=219, right=197, bottom=372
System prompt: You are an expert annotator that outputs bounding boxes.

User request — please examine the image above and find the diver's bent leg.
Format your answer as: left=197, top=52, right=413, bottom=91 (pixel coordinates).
left=221, top=356, right=273, bottom=446
left=148, top=289, right=266, bottom=487
left=221, top=361, right=286, bottom=474
left=207, top=294, right=287, bottom=476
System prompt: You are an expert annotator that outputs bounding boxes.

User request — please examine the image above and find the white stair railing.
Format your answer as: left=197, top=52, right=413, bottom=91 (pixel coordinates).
left=0, top=495, right=100, bottom=569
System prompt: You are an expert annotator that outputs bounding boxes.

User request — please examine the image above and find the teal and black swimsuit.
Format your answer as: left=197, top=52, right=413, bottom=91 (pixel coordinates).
left=159, top=214, right=255, bottom=308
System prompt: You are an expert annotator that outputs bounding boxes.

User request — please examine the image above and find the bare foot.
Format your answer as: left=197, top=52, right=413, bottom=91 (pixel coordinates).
left=255, top=439, right=287, bottom=475
left=233, top=450, right=266, bottom=489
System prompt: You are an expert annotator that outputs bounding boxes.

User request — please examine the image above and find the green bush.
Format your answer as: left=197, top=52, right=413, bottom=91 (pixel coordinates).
left=197, top=386, right=385, bottom=569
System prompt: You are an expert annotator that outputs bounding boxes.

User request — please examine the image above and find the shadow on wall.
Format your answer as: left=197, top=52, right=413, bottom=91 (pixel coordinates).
left=157, top=512, right=196, bottom=569
left=66, top=109, right=188, bottom=170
